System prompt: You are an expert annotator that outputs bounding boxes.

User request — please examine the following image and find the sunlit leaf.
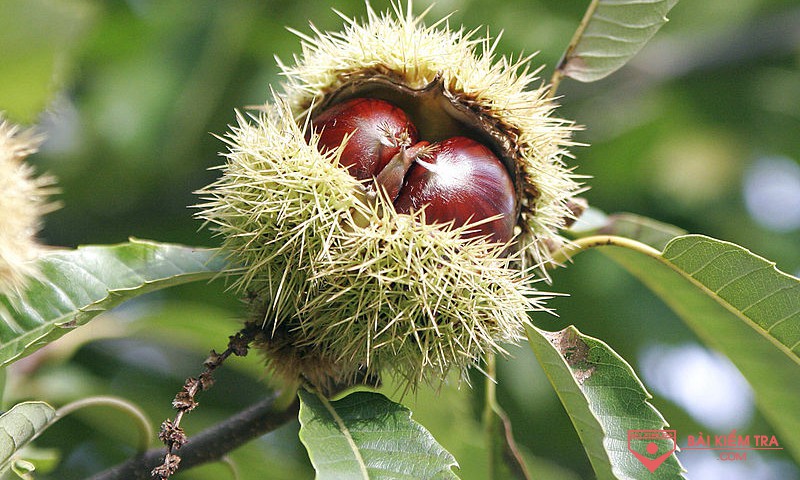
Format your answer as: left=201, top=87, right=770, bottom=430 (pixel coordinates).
left=298, top=389, right=459, bottom=479
left=557, top=0, right=679, bottom=83
left=527, top=325, right=685, bottom=479
left=602, top=234, right=800, bottom=461
left=0, top=239, right=227, bottom=367
left=383, top=374, right=490, bottom=480
left=0, top=402, right=56, bottom=475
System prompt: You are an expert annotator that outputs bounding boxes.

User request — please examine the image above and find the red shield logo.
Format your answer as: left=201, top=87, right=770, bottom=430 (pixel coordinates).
left=628, top=429, right=677, bottom=473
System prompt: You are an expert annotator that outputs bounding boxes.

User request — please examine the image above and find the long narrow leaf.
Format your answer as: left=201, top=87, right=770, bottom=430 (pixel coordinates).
left=298, top=389, right=459, bottom=479
left=528, top=325, right=685, bottom=479
left=602, top=234, right=800, bottom=461
left=0, top=239, right=227, bottom=366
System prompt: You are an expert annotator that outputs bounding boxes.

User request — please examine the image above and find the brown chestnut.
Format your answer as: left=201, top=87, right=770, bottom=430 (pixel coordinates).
left=311, top=97, right=418, bottom=182
left=394, top=137, right=515, bottom=244
left=311, top=98, right=516, bottom=244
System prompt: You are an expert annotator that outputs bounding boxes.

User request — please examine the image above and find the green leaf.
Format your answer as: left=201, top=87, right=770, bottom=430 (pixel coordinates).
left=298, top=389, right=459, bottom=480
left=0, top=402, right=56, bottom=475
left=383, top=375, right=490, bottom=480
left=557, top=0, right=679, bottom=83
left=0, top=239, right=227, bottom=367
left=601, top=234, right=800, bottom=461
left=527, top=325, right=684, bottom=479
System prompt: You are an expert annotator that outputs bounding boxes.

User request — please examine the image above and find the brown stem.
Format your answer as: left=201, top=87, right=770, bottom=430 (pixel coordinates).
left=88, top=394, right=300, bottom=480
left=549, top=0, right=600, bottom=98
left=150, top=321, right=265, bottom=478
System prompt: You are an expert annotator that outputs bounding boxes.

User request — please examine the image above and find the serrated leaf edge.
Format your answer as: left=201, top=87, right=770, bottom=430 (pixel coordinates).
left=660, top=235, right=799, bottom=364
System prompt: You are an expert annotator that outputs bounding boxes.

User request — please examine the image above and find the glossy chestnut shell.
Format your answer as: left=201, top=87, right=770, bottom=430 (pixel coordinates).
left=310, top=91, right=518, bottom=244
left=311, top=97, right=418, bottom=182
left=393, top=136, right=515, bottom=244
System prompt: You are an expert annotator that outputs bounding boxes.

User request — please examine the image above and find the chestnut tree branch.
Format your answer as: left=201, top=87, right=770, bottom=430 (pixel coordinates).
left=88, top=394, right=300, bottom=480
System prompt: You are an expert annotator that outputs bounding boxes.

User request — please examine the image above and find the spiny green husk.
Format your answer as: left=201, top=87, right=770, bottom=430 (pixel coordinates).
left=0, top=116, right=56, bottom=295
left=197, top=2, right=577, bottom=392
left=280, top=2, right=583, bottom=268
left=196, top=99, right=552, bottom=391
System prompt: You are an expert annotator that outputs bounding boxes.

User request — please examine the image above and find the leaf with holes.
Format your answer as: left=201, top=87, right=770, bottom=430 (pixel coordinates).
left=0, top=402, right=56, bottom=474
left=527, top=325, right=685, bottom=479
left=0, top=239, right=227, bottom=367
left=558, top=0, right=679, bottom=82
left=601, top=234, right=800, bottom=461
left=298, top=389, right=459, bottom=479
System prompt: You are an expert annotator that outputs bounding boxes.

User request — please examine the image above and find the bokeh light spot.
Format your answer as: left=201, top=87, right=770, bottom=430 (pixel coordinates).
left=743, top=156, right=800, bottom=232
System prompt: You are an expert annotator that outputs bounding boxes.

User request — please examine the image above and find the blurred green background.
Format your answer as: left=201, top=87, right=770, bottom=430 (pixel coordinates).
left=1, top=0, right=798, bottom=478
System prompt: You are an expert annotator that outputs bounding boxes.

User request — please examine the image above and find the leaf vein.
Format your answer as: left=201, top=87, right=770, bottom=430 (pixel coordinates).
left=683, top=248, right=738, bottom=277
left=316, top=391, right=369, bottom=480
left=741, top=283, right=800, bottom=315
left=713, top=264, right=774, bottom=295
left=590, top=14, right=664, bottom=30
left=766, top=307, right=800, bottom=334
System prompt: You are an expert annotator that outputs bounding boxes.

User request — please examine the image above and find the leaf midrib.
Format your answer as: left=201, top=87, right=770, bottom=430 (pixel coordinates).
left=316, top=390, right=370, bottom=480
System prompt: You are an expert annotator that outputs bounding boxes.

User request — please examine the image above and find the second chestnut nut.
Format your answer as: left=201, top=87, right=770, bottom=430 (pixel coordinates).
left=311, top=97, right=516, bottom=244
